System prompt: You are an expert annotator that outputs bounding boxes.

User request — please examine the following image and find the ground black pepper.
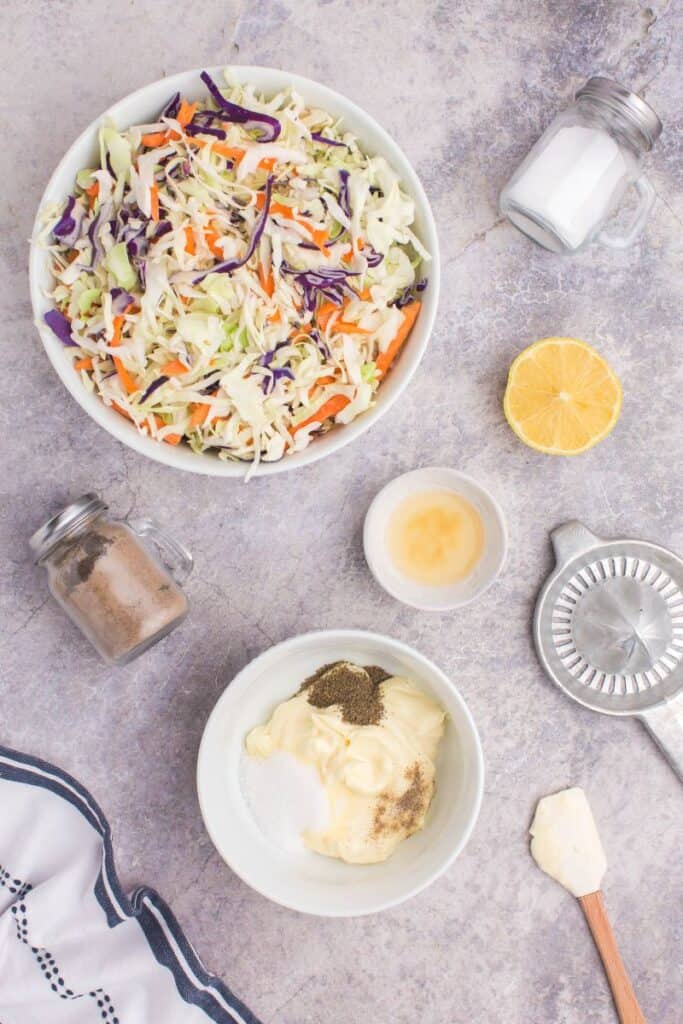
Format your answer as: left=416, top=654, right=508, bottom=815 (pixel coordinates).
left=300, top=661, right=387, bottom=726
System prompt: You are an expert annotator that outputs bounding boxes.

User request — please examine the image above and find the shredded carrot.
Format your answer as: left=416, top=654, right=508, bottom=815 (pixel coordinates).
left=177, top=100, right=197, bottom=128
left=67, top=250, right=79, bottom=264
left=258, top=157, right=276, bottom=171
left=190, top=403, right=211, bottom=427
left=307, top=226, right=329, bottom=249
left=268, top=309, right=282, bottom=324
left=258, top=262, right=274, bottom=297
left=85, top=180, right=99, bottom=210
left=149, top=184, right=160, bottom=222
left=342, top=238, right=365, bottom=264
left=308, top=373, right=337, bottom=398
left=184, top=226, right=196, bottom=255
left=160, top=359, right=189, bottom=376
left=111, top=401, right=133, bottom=421
left=74, top=357, right=93, bottom=372
left=111, top=315, right=125, bottom=346
left=111, top=319, right=138, bottom=393
left=141, top=131, right=170, bottom=147
left=330, top=320, right=373, bottom=336
left=204, top=222, right=223, bottom=258
left=152, top=414, right=182, bottom=445
left=375, top=301, right=421, bottom=376
left=258, top=198, right=329, bottom=249
left=211, top=143, right=246, bottom=162
left=291, top=393, right=350, bottom=435
left=315, top=301, right=341, bottom=330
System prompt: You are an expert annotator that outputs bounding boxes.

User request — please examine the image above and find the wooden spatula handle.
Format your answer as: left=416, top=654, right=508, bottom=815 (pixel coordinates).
left=579, top=891, right=646, bottom=1024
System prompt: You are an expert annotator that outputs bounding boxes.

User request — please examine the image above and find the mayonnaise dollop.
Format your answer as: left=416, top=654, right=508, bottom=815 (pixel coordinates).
left=245, top=674, right=446, bottom=863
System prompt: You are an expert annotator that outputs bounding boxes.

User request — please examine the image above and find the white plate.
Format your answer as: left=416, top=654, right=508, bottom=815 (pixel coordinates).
left=363, top=467, right=507, bottom=610
left=29, top=66, right=440, bottom=477
left=196, top=629, right=484, bottom=916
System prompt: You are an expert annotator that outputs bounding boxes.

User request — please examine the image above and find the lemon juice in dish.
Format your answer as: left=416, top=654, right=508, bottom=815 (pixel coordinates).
left=386, top=490, right=485, bottom=587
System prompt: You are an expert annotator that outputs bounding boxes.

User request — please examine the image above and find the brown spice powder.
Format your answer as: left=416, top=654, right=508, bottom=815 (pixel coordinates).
left=301, top=661, right=386, bottom=726
left=52, top=521, right=187, bottom=662
left=372, top=763, right=430, bottom=839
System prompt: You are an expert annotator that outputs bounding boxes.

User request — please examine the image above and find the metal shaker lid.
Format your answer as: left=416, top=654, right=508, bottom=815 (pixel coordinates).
left=576, top=76, right=663, bottom=149
left=29, top=493, right=108, bottom=563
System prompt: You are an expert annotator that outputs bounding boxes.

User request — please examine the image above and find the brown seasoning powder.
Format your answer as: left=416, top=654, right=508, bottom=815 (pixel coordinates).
left=51, top=521, right=187, bottom=662
left=372, top=763, right=430, bottom=839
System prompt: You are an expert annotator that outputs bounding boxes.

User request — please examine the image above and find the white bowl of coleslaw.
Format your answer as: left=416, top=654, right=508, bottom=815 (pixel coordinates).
left=29, top=66, right=439, bottom=477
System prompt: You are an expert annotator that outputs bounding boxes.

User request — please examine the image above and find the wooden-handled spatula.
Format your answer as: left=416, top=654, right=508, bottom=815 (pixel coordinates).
left=530, top=787, right=645, bottom=1024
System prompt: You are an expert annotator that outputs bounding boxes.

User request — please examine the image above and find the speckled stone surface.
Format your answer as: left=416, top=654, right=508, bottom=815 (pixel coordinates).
left=1, top=2, right=682, bottom=1022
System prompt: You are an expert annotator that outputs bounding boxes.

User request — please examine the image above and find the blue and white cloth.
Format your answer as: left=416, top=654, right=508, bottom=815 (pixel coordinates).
left=0, top=746, right=261, bottom=1024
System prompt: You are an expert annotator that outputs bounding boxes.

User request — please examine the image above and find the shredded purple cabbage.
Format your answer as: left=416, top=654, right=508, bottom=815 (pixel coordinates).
left=261, top=366, right=294, bottom=395
left=338, top=170, right=351, bottom=220
left=393, top=278, right=428, bottom=308
left=151, top=220, right=173, bottom=241
left=365, top=246, right=384, bottom=267
left=52, top=196, right=78, bottom=243
left=110, top=287, right=134, bottom=314
left=138, top=375, right=169, bottom=403
left=186, top=122, right=227, bottom=141
left=87, top=209, right=104, bottom=267
left=168, top=160, right=192, bottom=181
left=281, top=262, right=359, bottom=312
left=134, top=258, right=147, bottom=289
left=192, top=175, right=273, bottom=284
left=200, top=70, right=281, bottom=143
left=127, top=235, right=149, bottom=259
left=44, top=309, right=78, bottom=347
left=258, top=341, right=288, bottom=368
left=309, top=328, right=331, bottom=359
left=161, top=92, right=181, bottom=120
left=310, top=131, right=346, bottom=148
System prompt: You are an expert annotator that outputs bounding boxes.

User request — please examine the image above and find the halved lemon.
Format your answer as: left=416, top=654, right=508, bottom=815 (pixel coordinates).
left=503, top=337, right=622, bottom=455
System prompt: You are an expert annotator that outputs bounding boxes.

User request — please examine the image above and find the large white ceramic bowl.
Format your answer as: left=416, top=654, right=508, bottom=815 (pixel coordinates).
left=29, top=66, right=440, bottom=477
left=196, top=630, right=484, bottom=916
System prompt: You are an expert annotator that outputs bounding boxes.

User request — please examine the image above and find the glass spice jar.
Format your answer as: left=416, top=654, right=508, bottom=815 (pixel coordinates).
left=30, top=494, right=193, bottom=665
left=499, top=77, right=663, bottom=254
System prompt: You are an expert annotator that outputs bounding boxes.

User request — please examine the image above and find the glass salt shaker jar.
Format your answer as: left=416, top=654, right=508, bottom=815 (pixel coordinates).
left=499, top=77, right=662, bottom=254
left=30, top=494, right=193, bottom=665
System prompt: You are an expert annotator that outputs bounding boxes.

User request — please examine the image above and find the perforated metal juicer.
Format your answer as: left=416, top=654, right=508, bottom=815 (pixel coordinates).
left=534, top=520, right=683, bottom=780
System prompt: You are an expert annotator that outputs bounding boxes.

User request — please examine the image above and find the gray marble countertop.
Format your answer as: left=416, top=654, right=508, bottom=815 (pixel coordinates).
left=2, top=2, right=682, bottom=1022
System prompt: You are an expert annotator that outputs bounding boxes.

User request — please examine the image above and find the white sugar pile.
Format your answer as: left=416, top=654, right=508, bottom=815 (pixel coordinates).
left=240, top=750, right=329, bottom=852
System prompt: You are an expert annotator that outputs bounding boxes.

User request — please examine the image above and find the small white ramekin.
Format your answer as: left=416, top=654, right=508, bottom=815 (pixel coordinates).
left=363, top=467, right=507, bottom=611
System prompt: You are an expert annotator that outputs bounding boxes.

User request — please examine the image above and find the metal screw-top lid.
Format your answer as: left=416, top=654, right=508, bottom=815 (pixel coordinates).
left=576, top=76, right=663, bottom=150
left=29, top=493, right=108, bottom=563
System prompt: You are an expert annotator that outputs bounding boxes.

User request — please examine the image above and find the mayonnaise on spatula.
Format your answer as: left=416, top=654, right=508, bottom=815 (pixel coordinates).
left=530, top=787, right=646, bottom=1024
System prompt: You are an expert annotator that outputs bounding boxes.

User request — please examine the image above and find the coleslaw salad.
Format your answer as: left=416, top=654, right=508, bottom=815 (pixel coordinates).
left=36, top=69, right=431, bottom=471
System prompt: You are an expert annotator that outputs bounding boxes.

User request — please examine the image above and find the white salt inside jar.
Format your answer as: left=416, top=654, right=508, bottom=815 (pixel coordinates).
left=504, top=125, right=631, bottom=251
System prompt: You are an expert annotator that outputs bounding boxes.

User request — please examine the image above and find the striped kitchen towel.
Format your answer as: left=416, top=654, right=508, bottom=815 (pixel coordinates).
left=0, top=746, right=261, bottom=1024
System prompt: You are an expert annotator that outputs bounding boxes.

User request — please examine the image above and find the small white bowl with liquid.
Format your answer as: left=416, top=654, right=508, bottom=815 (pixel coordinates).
left=363, top=467, right=507, bottom=611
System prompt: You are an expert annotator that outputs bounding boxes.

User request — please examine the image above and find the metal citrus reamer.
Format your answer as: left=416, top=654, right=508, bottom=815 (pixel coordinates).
left=534, top=521, right=683, bottom=780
